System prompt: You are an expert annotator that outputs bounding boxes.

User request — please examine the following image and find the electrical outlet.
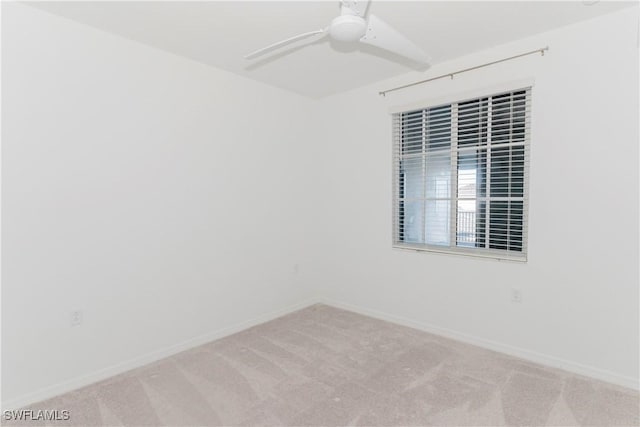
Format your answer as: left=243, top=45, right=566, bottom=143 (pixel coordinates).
left=511, top=288, right=523, bottom=303
left=70, top=310, right=83, bottom=327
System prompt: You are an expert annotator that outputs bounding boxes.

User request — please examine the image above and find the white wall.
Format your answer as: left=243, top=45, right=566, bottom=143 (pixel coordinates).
left=1, top=2, right=316, bottom=406
left=311, top=6, right=639, bottom=388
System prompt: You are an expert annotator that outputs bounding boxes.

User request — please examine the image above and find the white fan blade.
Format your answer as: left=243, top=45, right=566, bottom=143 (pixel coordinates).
left=359, top=14, right=431, bottom=65
left=245, top=29, right=326, bottom=60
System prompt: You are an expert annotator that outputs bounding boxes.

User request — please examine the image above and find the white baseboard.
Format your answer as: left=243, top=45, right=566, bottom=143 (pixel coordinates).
left=1, top=298, right=321, bottom=411
left=319, top=297, right=640, bottom=391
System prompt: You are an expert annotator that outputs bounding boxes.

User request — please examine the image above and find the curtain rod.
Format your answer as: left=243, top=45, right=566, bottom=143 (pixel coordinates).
left=379, top=46, right=549, bottom=97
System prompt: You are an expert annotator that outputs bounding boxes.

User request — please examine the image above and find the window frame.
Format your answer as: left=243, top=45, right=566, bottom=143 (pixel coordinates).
left=391, top=81, right=532, bottom=262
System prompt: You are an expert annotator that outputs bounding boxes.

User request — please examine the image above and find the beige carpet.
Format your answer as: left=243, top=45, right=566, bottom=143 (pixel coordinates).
left=5, top=304, right=639, bottom=426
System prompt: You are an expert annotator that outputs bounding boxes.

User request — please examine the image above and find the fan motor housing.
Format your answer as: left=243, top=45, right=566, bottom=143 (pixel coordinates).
left=329, top=15, right=366, bottom=42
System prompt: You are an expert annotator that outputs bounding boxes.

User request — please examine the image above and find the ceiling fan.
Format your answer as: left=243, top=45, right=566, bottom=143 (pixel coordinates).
left=244, top=0, right=431, bottom=66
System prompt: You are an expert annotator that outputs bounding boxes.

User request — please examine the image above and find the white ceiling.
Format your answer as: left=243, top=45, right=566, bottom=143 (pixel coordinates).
left=29, top=1, right=635, bottom=98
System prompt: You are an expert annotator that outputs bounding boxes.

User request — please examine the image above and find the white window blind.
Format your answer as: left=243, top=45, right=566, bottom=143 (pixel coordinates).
left=392, top=87, right=531, bottom=260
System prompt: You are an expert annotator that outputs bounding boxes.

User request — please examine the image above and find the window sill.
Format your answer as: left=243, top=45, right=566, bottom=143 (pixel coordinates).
left=392, top=243, right=528, bottom=263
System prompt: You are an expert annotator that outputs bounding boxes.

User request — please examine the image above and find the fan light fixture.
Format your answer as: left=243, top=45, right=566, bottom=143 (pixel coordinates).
left=329, top=15, right=366, bottom=42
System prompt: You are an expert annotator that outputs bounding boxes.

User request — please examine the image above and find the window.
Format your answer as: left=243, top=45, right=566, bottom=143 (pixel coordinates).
left=392, top=87, right=530, bottom=260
